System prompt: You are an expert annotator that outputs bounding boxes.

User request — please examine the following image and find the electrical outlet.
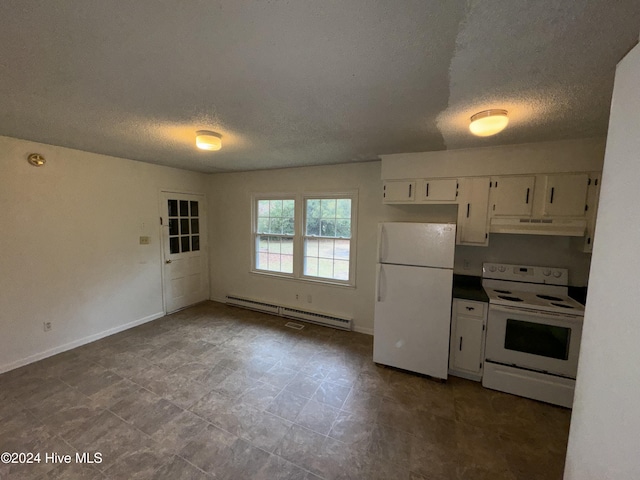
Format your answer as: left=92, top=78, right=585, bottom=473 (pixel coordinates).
left=139, top=236, right=151, bottom=245
left=295, top=294, right=299, bottom=300
left=307, top=294, right=312, bottom=303
left=463, top=259, right=470, bottom=270
left=43, top=322, right=52, bottom=332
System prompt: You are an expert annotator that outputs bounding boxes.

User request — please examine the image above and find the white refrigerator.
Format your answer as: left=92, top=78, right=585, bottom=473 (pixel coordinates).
left=373, top=222, right=456, bottom=379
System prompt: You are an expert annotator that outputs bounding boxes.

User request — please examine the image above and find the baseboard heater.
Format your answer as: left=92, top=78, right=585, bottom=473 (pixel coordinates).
left=225, top=295, right=352, bottom=331
left=225, top=295, right=280, bottom=315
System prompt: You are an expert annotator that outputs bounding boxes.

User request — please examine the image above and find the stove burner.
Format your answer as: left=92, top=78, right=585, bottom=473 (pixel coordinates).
left=494, top=289, right=511, bottom=294
left=551, top=302, right=575, bottom=309
left=537, top=294, right=564, bottom=301
left=497, top=295, right=524, bottom=302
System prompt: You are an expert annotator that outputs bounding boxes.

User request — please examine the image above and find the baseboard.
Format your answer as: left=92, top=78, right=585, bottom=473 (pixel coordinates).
left=0, top=311, right=165, bottom=374
left=353, top=325, right=373, bottom=336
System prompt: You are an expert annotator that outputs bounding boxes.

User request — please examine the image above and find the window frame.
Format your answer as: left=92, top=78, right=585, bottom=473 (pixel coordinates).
left=250, top=191, right=357, bottom=287
left=251, top=194, right=298, bottom=278
left=300, top=192, right=357, bottom=286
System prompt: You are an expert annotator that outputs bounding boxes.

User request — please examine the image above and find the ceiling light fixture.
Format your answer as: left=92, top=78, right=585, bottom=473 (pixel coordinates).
left=195, top=130, right=222, bottom=151
left=27, top=153, right=46, bottom=166
left=469, top=109, right=509, bottom=137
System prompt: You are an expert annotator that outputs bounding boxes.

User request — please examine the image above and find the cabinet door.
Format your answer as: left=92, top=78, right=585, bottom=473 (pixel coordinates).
left=490, top=176, right=535, bottom=216
left=418, top=178, right=458, bottom=202
left=583, top=173, right=601, bottom=252
left=452, top=315, right=485, bottom=374
left=457, top=177, right=490, bottom=246
left=383, top=180, right=416, bottom=203
left=542, top=173, right=589, bottom=217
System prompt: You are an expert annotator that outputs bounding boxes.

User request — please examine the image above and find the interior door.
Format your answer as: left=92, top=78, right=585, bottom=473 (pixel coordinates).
left=161, top=192, right=209, bottom=313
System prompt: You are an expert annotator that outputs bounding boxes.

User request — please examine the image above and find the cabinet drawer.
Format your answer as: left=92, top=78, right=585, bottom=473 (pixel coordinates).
left=455, top=299, right=486, bottom=318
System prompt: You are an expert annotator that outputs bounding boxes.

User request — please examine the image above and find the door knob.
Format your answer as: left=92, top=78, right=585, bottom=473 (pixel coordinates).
left=165, top=259, right=172, bottom=264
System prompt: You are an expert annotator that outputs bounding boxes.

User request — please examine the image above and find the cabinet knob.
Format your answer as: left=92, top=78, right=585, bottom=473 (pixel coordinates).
left=465, top=306, right=474, bottom=311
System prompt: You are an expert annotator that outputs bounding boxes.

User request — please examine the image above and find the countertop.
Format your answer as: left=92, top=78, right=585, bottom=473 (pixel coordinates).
left=453, top=274, right=489, bottom=303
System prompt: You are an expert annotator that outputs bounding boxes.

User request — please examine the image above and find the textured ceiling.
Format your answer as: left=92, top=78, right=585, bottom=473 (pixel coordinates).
left=0, top=1, right=639, bottom=173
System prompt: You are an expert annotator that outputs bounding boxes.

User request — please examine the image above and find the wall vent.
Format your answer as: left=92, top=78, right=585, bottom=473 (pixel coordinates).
left=284, top=322, right=305, bottom=330
left=225, top=295, right=280, bottom=315
left=225, top=295, right=352, bottom=331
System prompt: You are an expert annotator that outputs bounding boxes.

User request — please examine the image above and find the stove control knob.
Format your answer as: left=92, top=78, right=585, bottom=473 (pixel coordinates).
left=498, top=266, right=506, bottom=272
left=488, top=265, right=496, bottom=272
left=542, top=269, right=551, bottom=276
left=553, top=270, right=562, bottom=278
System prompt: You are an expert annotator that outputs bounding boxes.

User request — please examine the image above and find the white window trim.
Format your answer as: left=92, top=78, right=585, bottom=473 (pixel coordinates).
left=250, top=191, right=358, bottom=288
left=299, top=192, right=358, bottom=287
left=251, top=193, right=297, bottom=278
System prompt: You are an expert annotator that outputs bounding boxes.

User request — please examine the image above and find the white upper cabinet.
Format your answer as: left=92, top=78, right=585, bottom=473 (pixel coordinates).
left=489, top=176, right=535, bottom=216
left=456, top=177, right=490, bottom=246
left=382, top=180, right=415, bottom=203
left=583, top=172, right=602, bottom=252
left=542, top=173, right=589, bottom=217
left=417, top=178, right=458, bottom=203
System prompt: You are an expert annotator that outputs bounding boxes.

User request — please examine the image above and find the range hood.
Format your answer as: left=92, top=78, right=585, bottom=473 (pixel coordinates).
left=489, top=217, right=587, bottom=236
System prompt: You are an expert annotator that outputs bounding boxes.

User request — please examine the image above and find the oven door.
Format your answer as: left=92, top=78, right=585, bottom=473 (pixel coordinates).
left=485, top=304, right=582, bottom=378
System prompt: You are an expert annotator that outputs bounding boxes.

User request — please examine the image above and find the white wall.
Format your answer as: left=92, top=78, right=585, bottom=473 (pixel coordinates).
left=207, top=162, right=459, bottom=334
left=381, top=137, right=606, bottom=179
left=564, top=42, right=640, bottom=479
left=0, top=136, right=207, bottom=372
left=207, top=144, right=598, bottom=334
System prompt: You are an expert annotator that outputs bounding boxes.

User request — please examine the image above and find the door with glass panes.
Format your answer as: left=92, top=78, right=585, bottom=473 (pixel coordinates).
left=161, top=192, right=209, bottom=313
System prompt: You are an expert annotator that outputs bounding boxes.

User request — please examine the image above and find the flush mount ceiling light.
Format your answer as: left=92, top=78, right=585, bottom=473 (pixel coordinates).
left=195, top=130, right=222, bottom=151
left=469, top=109, right=509, bottom=137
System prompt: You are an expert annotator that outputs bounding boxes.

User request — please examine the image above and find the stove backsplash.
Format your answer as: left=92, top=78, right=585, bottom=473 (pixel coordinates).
left=455, top=234, right=591, bottom=287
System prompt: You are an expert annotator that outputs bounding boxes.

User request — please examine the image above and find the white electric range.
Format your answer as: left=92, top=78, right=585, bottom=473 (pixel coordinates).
left=481, top=263, right=585, bottom=408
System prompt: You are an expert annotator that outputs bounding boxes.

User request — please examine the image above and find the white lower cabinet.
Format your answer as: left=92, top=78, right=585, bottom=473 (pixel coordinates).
left=449, top=299, right=487, bottom=381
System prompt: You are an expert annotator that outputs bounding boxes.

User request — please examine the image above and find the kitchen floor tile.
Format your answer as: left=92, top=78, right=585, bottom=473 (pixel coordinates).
left=312, top=380, right=351, bottom=409
left=0, top=301, right=572, bottom=480
left=295, top=399, right=340, bottom=435
left=266, top=389, right=310, bottom=422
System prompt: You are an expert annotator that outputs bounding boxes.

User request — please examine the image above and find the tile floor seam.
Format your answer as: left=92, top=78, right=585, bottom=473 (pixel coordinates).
left=172, top=453, right=215, bottom=478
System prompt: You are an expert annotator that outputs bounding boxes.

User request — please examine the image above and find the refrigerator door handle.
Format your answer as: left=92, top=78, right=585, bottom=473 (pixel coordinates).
left=378, top=225, right=385, bottom=262
left=376, top=264, right=383, bottom=302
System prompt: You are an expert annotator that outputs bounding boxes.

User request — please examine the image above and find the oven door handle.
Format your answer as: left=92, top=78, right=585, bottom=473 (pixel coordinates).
left=489, top=304, right=583, bottom=321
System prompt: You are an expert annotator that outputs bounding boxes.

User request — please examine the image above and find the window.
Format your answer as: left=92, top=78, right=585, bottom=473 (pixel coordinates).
left=255, top=198, right=295, bottom=274
left=303, top=197, right=352, bottom=281
left=252, top=193, right=357, bottom=285
left=168, top=199, right=200, bottom=254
